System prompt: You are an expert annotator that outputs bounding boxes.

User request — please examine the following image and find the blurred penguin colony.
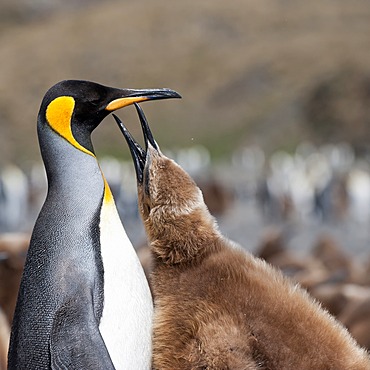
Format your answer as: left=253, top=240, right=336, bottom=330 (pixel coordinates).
left=2, top=141, right=370, bottom=238
left=1, top=140, right=370, bottom=367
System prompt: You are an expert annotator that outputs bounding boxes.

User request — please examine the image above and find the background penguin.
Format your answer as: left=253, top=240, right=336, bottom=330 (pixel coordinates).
left=115, top=105, right=370, bottom=370
left=8, top=80, right=180, bottom=370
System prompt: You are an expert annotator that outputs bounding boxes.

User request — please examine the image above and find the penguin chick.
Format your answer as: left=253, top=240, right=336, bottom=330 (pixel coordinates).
left=8, top=80, right=180, bottom=370
left=115, top=106, right=370, bottom=370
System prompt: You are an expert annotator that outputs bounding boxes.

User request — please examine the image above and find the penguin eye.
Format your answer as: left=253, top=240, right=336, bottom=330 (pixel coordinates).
left=86, top=97, right=102, bottom=109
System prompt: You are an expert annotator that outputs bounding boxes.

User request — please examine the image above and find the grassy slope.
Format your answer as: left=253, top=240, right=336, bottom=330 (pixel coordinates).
left=1, top=0, right=370, bottom=165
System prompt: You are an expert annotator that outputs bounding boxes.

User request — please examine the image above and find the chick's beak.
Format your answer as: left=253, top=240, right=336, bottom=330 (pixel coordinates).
left=106, top=88, right=181, bottom=111
left=113, top=103, right=159, bottom=183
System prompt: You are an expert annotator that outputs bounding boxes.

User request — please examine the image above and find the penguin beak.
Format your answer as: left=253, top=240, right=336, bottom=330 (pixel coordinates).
left=106, top=88, right=181, bottom=111
left=113, top=103, right=159, bottom=184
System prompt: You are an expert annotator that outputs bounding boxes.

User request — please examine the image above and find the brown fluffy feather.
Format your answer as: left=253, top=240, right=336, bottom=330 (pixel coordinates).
left=136, top=146, right=370, bottom=369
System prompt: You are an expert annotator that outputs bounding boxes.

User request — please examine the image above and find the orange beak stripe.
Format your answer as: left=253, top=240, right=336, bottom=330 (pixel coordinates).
left=105, top=96, right=150, bottom=111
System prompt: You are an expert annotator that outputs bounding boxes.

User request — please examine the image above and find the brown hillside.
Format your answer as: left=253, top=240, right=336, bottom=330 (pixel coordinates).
left=1, top=0, right=370, bottom=165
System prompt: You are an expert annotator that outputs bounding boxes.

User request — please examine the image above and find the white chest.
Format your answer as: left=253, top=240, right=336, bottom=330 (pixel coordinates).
left=99, top=199, right=153, bottom=369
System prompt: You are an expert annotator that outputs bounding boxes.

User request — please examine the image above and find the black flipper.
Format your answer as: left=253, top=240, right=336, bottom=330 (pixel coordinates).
left=50, top=300, right=115, bottom=370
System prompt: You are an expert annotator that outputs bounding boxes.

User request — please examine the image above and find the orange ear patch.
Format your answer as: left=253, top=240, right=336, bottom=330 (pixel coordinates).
left=46, top=96, right=94, bottom=157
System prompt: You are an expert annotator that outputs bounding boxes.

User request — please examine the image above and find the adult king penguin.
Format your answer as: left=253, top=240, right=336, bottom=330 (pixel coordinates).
left=8, top=80, right=180, bottom=370
left=114, top=105, right=370, bottom=369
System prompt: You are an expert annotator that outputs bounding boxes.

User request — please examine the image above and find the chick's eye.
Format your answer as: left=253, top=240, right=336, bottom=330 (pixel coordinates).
left=140, top=202, right=151, bottom=216
left=143, top=203, right=151, bottom=214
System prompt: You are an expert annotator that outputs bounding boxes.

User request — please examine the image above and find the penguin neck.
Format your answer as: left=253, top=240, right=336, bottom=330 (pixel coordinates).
left=38, top=124, right=105, bottom=212
left=148, top=205, right=222, bottom=266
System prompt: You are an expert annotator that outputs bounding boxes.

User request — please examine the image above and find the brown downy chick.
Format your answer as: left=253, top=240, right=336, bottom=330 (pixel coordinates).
left=114, top=106, right=370, bottom=370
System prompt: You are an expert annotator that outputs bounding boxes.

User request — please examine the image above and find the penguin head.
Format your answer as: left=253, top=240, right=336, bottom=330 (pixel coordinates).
left=38, top=80, right=181, bottom=155
left=114, top=105, right=219, bottom=264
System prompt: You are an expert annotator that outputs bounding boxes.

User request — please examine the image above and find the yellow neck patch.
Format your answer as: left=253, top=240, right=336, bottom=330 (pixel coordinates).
left=46, top=96, right=94, bottom=157
left=103, top=176, right=114, bottom=205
